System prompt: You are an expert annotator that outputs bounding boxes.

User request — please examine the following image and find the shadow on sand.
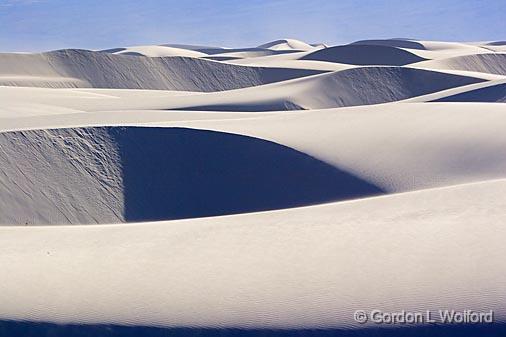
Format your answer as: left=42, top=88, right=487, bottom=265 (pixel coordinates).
left=301, top=45, right=425, bottom=65
left=1, top=320, right=506, bottom=337
left=433, top=83, right=506, bottom=103
left=109, top=127, right=383, bottom=222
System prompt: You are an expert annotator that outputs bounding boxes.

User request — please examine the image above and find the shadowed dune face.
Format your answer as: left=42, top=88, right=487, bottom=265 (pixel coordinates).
left=301, top=45, right=426, bottom=65
left=486, top=41, right=506, bottom=46
left=349, top=39, right=426, bottom=50
left=0, top=127, right=383, bottom=224
left=114, top=127, right=384, bottom=221
left=203, top=56, right=242, bottom=61
left=433, top=83, right=506, bottom=102
left=178, top=101, right=305, bottom=112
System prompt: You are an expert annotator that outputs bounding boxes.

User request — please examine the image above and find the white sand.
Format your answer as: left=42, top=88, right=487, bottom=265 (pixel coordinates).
left=0, top=38, right=505, bottom=330
left=1, top=179, right=506, bottom=328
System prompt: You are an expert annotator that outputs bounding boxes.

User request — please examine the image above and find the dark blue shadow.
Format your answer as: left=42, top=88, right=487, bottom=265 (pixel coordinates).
left=301, top=45, right=426, bottom=65
left=432, top=83, right=506, bottom=103
left=108, top=127, right=384, bottom=222
left=173, top=101, right=304, bottom=112
left=2, top=320, right=506, bottom=337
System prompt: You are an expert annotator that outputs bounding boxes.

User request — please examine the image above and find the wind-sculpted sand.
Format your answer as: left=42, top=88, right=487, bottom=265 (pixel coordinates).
left=1, top=38, right=506, bottom=336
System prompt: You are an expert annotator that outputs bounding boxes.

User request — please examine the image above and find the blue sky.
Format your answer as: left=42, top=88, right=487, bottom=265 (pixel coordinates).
left=0, top=0, right=505, bottom=52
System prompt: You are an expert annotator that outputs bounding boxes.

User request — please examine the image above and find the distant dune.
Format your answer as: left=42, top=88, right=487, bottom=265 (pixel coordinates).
left=301, top=44, right=426, bottom=65
left=0, top=49, right=323, bottom=90
left=350, top=38, right=427, bottom=50
left=257, top=38, right=317, bottom=51
left=100, top=45, right=208, bottom=58
left=163, top=66, right=484, bottom=111
left=416, top=53, right=506, bottom=75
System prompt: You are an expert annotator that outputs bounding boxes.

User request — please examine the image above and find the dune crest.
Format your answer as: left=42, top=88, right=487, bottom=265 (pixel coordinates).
left=258, top=38, right=318, bottom=51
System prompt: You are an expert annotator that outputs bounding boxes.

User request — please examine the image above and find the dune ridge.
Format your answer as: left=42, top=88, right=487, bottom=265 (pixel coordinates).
left=0, top=126, right=382, bottom=225
left=0, top=49, right=323, bottom=91
left=165, top=66, right=485, bottom=111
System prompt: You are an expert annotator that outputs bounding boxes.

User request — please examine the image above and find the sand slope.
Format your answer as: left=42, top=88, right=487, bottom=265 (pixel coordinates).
left=2, top=92, right=506, bottom=196
left=0, top=179, right=505, bottom=329
left=159, top=66, right=485, bottom=110
left=0, top=126, right=382, bottom=225
left=416, top=53, right=506, bottom=75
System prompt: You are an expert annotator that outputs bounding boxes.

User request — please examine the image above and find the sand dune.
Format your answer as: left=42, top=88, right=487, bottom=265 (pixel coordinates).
left=432, top=81, right=506, bottom=102
left=159, top=66, right=484, bottom=111
left=205, top=49, right=299, bottom=59
left=301, top=44, right=426, bottom=65
left=225, top=58, right=353, bottom=71
left=0, top=126, right=382, bottom=225
left=481, top=41, right=506, bottom=53
left=487, top=41, right=506, bottom=46
left=0, top=65, right=485, bottom=113
left=140, top=103, right=506, bottom=193
left=158, top=43, right=305, bottom=57
left=258, top=38, right=318, bottom=51
left=416, top=53, right=506, bottom=75
left=161, top=43, right=228, bottom=52
left=0, top=49, right=323, bottom=90
left=1, top=38, right=506, bottom=335
left=401, top=77, right=506, bottom=102
left=0, top=52, right=86, bottom=87
left=2, top=92, right=505, bottom=196
left=1, top=179, right=505, bottom=330
left=101, top=45, right=207, bottom=57
left=0, top=127, right=124, bottom=225
left=350, top=38, right=426, bottom=50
